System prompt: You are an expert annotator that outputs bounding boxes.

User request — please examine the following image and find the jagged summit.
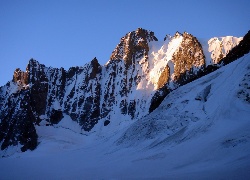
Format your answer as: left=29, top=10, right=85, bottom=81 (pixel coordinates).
left=0, top=28, right=248, bottom=153
left=174, top=31, right=182, bottom=38
left=110, top=28, right=158, bottom=66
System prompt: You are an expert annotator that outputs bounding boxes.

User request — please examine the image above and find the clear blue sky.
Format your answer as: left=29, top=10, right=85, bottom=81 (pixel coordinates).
left=0, top=0, right=249, bottom=86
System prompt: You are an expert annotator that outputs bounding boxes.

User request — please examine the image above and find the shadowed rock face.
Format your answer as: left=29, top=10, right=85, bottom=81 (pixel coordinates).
left=0, top=90, right=38, bottom=152
left=50, top=109, right=64, bottom=124
left=0, top=28, right=248, bottom=152
left=26, top=58, right=102, bottom=131
left=0, top=57, right=102, bottom=151
left=63, top=57, right=102, bottom=131
left=28, top=60, right=49, bottom=119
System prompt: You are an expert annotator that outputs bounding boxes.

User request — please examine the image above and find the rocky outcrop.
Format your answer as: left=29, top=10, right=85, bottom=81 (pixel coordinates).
left=50, top=109, right=64, bottom=124
left=13, top=68, right=29, bottom=85
left=172, top=32, right=205, bottom=85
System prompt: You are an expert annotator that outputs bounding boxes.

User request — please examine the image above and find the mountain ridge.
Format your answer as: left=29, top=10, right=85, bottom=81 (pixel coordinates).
left=0, top=28, right=248, bottom=153
left=1, top=51, right=249, bottom=179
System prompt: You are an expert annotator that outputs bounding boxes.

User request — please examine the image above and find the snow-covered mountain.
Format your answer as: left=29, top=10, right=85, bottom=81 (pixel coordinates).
left=0, top=36, right=250, bottom=179
left=0, top=28, right=249, bottom=178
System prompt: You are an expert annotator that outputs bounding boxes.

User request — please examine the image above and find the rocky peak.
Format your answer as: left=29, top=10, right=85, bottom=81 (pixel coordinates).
left=172, top=32, right=205, bottom=83
left=110, top=28, right=158, bottom=67
left=149, top=31, right=206, bottom=113
left=101, top=28, right=160, bottom=121
left=89, top=57, right=102, bottom=79
left=27, top=58, right=41, bottom=73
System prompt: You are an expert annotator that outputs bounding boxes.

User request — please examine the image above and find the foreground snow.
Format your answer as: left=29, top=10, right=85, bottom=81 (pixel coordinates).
left=1, top=54, right=250, bottom=179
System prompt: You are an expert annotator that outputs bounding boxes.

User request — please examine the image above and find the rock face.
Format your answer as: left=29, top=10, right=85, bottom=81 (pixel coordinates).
left=149, top=32, right=206, bottom=112
left=0, top=57, right=102, bottom=151
left=101, top=28, right=158, bottom=120
left=64, top=57, right=102, bottom=131
left=27, top=58, right=102, bottom=131
left=110, top=28, right=158, bottom=67
left=172, top=32, right=205, bottom=85
left=0, top=88, right=38, bottom=152
left=0, top=28, right=247, bottom=152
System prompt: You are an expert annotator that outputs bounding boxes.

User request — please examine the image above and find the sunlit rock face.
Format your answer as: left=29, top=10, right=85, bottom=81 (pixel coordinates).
left=149, top=31, right=244, bottom=113
left=110, top=28, right=158, bottom=67
left=0, top=28, right=247, bottom=152
left=13, top=68, right=29, bottom=86
left=149, top=32, right=205, bottom=112
left=171, top=32, right=205, bottom=85
left=102, top=28, right=159, bottom=121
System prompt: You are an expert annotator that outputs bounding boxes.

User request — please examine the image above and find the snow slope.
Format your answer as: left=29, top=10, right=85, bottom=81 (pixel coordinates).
left=0, top=52, right=250, bottom=179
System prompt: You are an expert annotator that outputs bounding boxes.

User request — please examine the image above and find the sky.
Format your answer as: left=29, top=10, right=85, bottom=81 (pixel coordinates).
left=0, top=0, right=249, bottom=86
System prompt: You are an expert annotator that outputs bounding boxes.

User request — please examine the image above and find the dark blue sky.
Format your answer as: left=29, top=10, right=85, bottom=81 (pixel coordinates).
left=0, top=0, right=249, bottom=86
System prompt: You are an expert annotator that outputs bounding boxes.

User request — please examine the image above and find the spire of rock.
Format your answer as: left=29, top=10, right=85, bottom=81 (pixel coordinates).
left=110, top=28, right=158, bottom=67
left=172, top=32, right=205, bottom=84
left=89, top=57, right=102, bottom=79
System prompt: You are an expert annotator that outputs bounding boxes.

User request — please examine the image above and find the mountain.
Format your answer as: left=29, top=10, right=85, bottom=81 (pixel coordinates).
left=0, top=37, right=250, bottom=179
left=0, top=28, right=248, bottom=156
